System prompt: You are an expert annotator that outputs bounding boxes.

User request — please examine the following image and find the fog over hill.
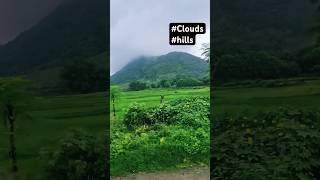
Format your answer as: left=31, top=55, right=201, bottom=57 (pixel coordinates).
left=111, top=51, right=208, bottom=84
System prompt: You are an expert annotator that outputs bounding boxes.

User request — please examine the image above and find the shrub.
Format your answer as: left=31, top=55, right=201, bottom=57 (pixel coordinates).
left=60, top=60, right=107, bottom=93
left=111, top=96, right=210, bottom=175
left=128, top=81, right=148, bottom=91
left=212, top=108, right=320, bottom=179
left=159, top=79, right=171, bottom=88
left=150, top=104, right=178, bottom=124
left=123, top=103, right=154, bottom=129
left=124, top=96, right=210, bottom=129
left=46, top=130, right=108, bottom=180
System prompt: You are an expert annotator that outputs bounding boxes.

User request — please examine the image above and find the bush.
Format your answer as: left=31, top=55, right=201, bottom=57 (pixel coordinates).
left=212, top=108, right=320, bottom=179
left=111, top=96, right=210, bottom=175
left=123, top=103, right=154, bottom=129
left=124, top=96, right=210, bottom=129
left=215, top=51, right=301, bottom=82
left=46, top=130, right=108, bottom=180
left=159, top=79, right=171, bottom=88
left=150, top=104, right=178, bottom=124
left=60, top=59, right=107, bottom=93
left=128, top=81, right=148, bottom=91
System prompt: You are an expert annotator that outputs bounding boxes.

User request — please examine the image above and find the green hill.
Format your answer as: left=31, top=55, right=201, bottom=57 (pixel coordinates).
left=25, top=51, right=107, bottom=91
left=0, top=0, right=107, bottom=75
left=111, top=52, right=208, bottom=84
left=213, top=0, right=316, bottom=53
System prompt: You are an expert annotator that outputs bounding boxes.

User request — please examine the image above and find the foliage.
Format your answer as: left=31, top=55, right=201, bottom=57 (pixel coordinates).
left=213, top=0, right=314, bottom=53
left=123, top=103, right=154, bottom=129
left=0, top=77, right=33, bottom=132
left=212, top=108, right=320, bottom=179
left=201, top=43, right=210, bottom=63
left=215, top=51, right=301, bottom=83
left=110, top=86, right=122, bottom=99
left=46, top=129, right=108, bottom=180
left=159, top=79, right=171, bottom=88
left=0, top=77, right=32, bottom=107
left=128, top=81, right=148, bottom=91
left=60, top=59, right=107, bottom=93
left=298, top=47, right=320, bottom=74
left=0, top=91, right=108, bottom=179
left=112, top=96, right=210, bottom=175
left=175, top=77, right=203, bottom=87
left=124, top=97, right=209, bottom=128
left=111, top=52, right=208, bottom=84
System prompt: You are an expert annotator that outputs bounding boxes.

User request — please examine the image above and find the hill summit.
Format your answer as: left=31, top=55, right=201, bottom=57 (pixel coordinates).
left=111, top=52, right=208, bottom=84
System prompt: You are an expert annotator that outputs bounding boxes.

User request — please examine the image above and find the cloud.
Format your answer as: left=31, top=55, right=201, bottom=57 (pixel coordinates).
left=110, top=0, right=210, bottom=75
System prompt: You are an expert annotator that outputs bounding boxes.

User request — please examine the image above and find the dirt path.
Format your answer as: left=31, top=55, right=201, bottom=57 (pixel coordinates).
left=111, top=167, right=210, bottom=180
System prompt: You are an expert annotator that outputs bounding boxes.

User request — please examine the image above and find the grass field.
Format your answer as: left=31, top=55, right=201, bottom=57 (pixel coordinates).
left=111, top=78, right=320, bottom=119
left=110, top=79, right=320, bottom=176
left=110, top=87, right=210, bottom=176
left=1, top=79, right=319, bottom=178
left=214, top=79, right=320, bottom=117
left=0, top=92, right=107, bottom=179
left=111, top=87, right=210, bottom=120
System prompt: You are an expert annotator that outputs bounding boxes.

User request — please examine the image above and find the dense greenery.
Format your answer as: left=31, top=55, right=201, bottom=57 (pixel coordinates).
left=60, top=59, right=107, bottom=93
left=212, top=78, right=320, bottom=179
left=211, top=0, right=320, bottom=85
left=128, top=81, right=148, bottom=91
left=111, top=52, right=208, bottom=84
left=111, top=80, right=320, bottom=177
left=111, top=96, right=210, bottom=175
left=214, top=50, right=301, bottom=83
left=0, top=91, right=107, bottom=179
left=46, top=130, right=108, bottom=180
left=127, top=75, right=206, bottom=91
left=0, top=77, right=33, bottom=173
left=212, top=108, right=320, bottom=179
left=213, top=0, right=315, bottom=53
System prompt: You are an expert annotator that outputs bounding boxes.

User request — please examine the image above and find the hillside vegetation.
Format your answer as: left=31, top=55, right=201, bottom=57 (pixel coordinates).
left=111, top=52, right=208, bottom=84
left=0, top=0, right=107, bottom=75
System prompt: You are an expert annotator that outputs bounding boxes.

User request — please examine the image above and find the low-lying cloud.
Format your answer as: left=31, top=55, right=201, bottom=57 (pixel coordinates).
left=111, top=0, right=210, bottom=75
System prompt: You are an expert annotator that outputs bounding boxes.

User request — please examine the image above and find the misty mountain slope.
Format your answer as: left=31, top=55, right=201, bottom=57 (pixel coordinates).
left=111, top=52, right=208, bottom=84
left=213, top=0, right=316, bottom=53
left=25, top=51, right=107, bottom=89
left=0, top=0, right=107, bottom=75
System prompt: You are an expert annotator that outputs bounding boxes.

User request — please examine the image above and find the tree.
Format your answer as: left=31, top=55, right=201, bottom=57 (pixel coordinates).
left=60, top=59, right=107, bottom=93
left=201, top=43, right=210, bottom=63
left=201, top=43, right=212, bottom=86
left=110, top=86, right=122, bottom=117
left=0, top=77, right=32, bottom=172
left=128, top=81, right=147, bottom=91
left=159, top=79, right=171, bottom=88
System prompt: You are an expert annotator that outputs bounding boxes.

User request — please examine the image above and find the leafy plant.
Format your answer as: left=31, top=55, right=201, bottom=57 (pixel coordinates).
left=111, top=96, right=210, bottom=175
left=46, top=129, right=108, bottom=180
left=212, top=108, right=320, bottom=179
left=123, top=103, right=154, bottom=129
left=0, top=77, right=33, bottom=173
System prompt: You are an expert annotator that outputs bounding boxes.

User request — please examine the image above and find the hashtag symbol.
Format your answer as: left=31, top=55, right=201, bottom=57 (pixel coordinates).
left=171, top=37, right=176, bottom=44
left=171, top=25, right=177, bottom=32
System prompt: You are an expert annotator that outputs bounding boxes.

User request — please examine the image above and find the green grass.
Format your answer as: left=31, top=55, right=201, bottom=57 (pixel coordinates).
left=111, top=87, right=210, bottom=119
left=111, top=80, right=320, bottom=175
left=0, top=92, right=107, bottom=179
left=1, top=79, right=319, bottom=178
left=110, top=87, right=210, bottom=176
left=113, top=78, right=320, bottom=121
left=214, top=79, right=320, bottom=117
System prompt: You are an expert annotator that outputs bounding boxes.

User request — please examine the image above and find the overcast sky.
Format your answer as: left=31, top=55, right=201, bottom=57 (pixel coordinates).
left=0, top=0, right=63, bottom=44
left=110, top=0, right=210, bottom=75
